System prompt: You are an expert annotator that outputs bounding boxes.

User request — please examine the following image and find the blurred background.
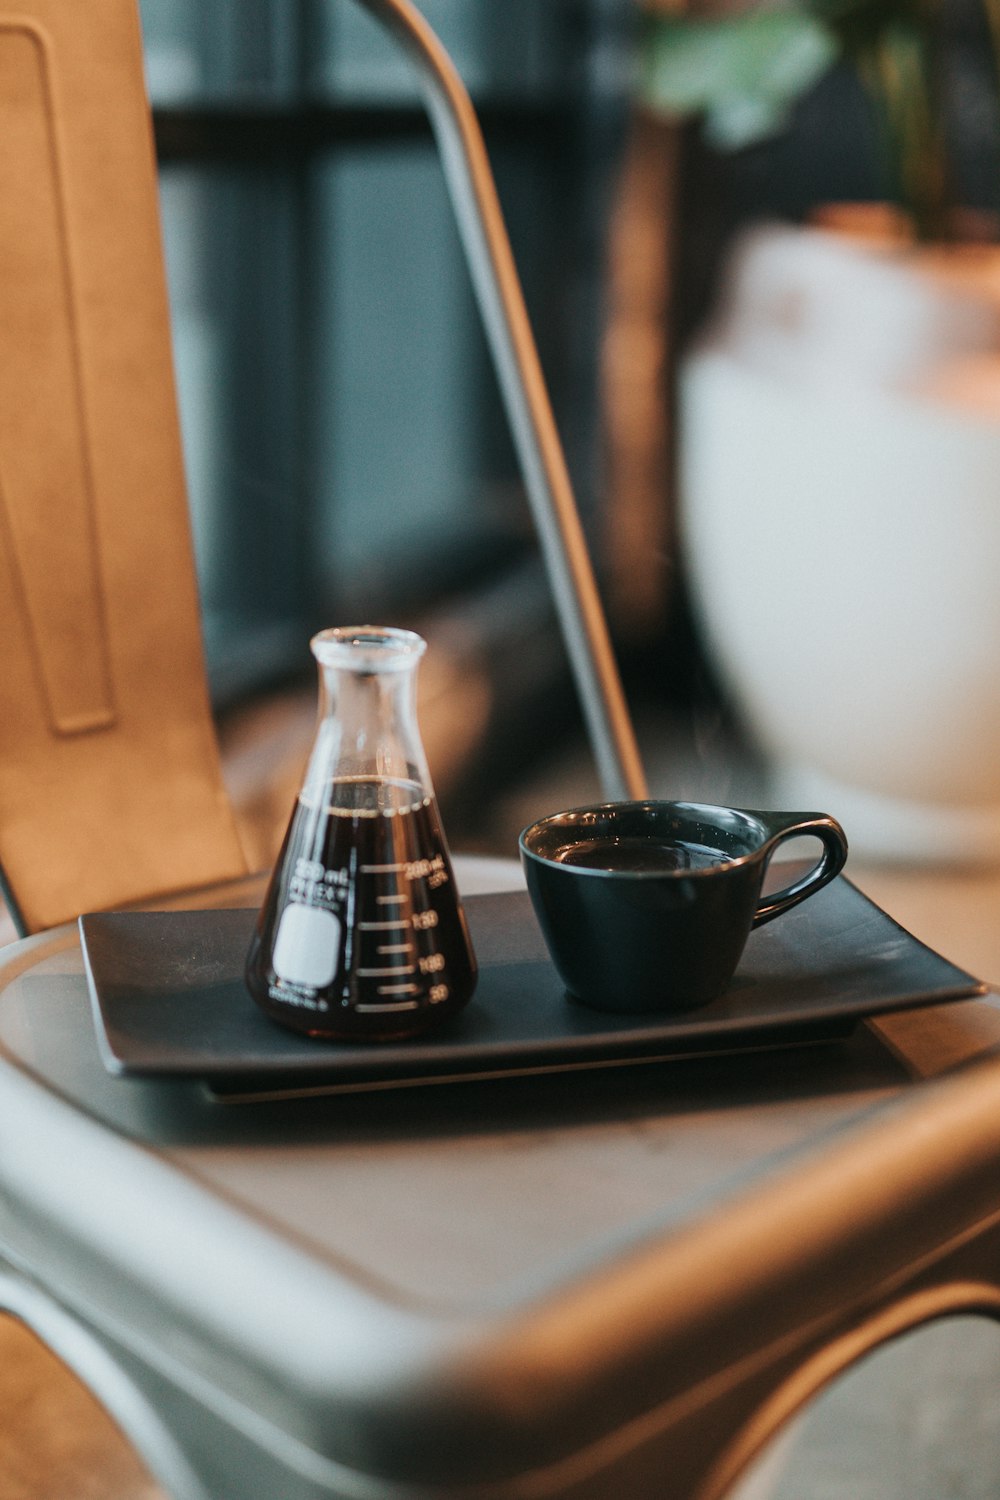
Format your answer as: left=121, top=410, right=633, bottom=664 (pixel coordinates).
left=138, top=0, right=1000, bottom=872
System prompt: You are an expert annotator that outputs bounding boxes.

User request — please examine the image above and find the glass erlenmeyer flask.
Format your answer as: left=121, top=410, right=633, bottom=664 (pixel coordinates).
left=245, top=627, right=477, bottom=1041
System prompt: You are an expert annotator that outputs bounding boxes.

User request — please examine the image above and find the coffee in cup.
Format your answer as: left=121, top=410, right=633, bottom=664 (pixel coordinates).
left=519, top=801, right=848, bottom=1014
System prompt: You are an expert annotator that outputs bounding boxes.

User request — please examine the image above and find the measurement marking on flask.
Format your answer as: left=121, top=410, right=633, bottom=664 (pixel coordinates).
left=377, top=943, right=412, bottom=954
left=376, top=894, right=407, bottom=905
left=359, top=965, right=416, bottom=978
left=359, top=919, right=410, bottom=931
left=362, top=862, right=406, bottom=875
left=377, top=982, right=420, bottom=996
left=357, top=1000, right=420, bottom=1013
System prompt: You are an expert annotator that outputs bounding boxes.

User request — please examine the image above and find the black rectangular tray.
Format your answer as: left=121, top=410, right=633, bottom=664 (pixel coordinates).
left=79, top=880, right=987, bottom=1099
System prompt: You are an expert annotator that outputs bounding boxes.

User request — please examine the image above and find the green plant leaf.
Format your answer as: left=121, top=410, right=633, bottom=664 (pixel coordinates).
left=639, top=10, right=840, bottom=147
left=704, top=94, right=795, bottom=149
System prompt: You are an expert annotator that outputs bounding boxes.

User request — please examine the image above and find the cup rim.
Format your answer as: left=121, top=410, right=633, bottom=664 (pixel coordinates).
left=518, top=800, right=771, bottom=879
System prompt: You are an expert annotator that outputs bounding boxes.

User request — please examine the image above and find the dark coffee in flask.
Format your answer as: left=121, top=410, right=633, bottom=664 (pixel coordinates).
left=245, top=630, right=477, bottom=1041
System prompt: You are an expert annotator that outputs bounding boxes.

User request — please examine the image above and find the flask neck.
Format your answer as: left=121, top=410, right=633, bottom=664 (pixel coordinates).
left=304, top=627, right=432, bottom=807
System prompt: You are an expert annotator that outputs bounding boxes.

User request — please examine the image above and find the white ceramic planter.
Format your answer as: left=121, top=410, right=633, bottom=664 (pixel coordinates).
left=679, top=219, right=1000, bottom=862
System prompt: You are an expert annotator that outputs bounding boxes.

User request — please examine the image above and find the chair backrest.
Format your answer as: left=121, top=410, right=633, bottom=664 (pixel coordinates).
left=0, top=0, right=250, bottom=933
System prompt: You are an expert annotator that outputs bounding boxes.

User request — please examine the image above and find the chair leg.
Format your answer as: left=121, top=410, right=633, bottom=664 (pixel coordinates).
left=0, top=1314, right=167, bottom=1499
left=0, top=1272, right=207, bottom=1500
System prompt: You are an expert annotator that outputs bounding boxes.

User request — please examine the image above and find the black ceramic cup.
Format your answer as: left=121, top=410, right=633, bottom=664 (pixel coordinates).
left=518, top=801, right=848, bottom=1014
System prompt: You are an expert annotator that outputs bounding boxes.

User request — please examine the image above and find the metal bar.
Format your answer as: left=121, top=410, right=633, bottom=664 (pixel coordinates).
left=352, top=0, right=648, bottom=801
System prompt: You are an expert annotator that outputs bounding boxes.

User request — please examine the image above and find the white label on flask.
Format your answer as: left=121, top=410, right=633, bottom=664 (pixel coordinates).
left=272, top=902, right=341, bottom=989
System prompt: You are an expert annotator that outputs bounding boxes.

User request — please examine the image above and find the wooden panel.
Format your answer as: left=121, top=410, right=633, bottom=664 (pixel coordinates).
left=0, top=23, right=114, bottom=734
left=0, top=0, right=251, bottom=931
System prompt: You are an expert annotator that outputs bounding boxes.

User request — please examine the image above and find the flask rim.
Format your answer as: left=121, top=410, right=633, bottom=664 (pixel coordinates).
left=310, top=625, right=427, bottom=671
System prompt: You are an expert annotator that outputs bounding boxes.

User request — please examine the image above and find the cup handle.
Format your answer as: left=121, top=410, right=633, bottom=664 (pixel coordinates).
left=750, top=811, right=848, bottom=929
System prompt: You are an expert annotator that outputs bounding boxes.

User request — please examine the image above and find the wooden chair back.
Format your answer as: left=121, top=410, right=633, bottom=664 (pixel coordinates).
left=0, top=0, right=250, bottom=933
